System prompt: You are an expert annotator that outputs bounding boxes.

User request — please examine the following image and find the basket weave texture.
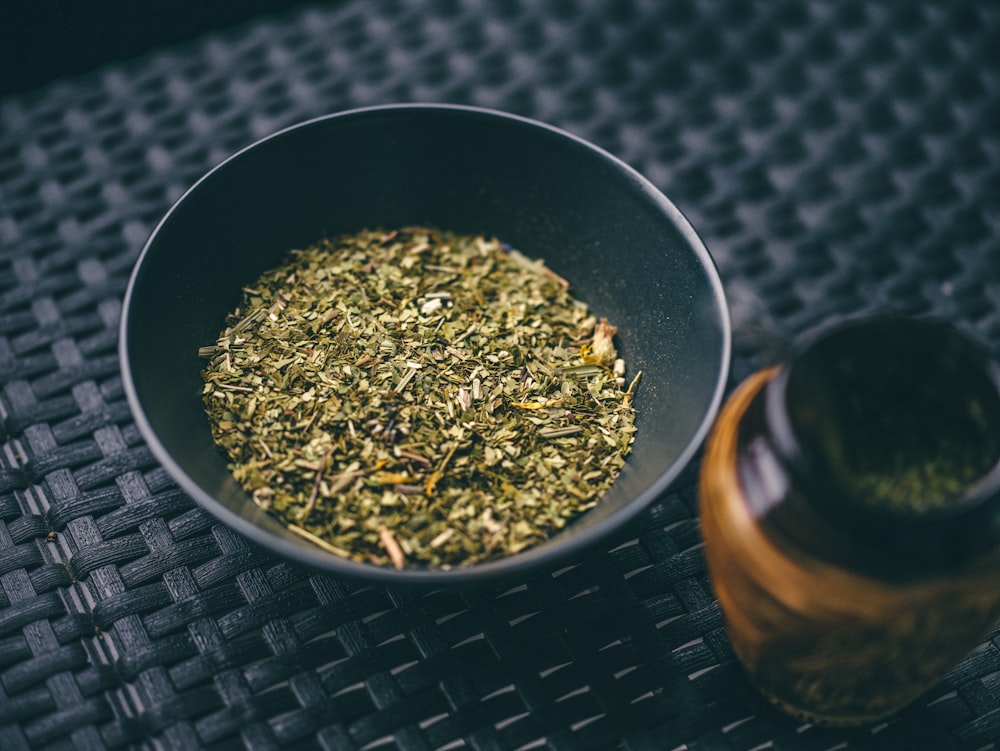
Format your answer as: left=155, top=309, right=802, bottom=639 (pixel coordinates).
left=1, top=1, right=998, bottom=748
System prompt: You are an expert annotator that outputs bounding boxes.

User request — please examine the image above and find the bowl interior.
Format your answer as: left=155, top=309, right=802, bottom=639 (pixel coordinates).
left=121, top=105, right=730, bottom=584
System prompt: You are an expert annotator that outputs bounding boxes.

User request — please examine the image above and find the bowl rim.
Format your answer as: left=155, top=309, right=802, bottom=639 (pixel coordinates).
left=119, top=102, right=732, bottom=585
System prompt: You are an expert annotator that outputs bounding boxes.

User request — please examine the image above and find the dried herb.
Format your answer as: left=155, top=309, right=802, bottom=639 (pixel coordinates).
left=846, top=450, right=986, bottom=513
left=817, top=362, right=995, bottom=516
left=201, top=227, right=638, bottom=568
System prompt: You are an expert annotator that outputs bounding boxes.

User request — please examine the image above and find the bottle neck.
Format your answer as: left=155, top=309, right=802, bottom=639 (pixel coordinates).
left=736, top=363, right=1000, bottom=582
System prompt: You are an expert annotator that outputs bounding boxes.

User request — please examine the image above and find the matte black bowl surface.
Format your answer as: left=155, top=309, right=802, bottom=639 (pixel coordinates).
left=120, top=104, right=730, bottom=585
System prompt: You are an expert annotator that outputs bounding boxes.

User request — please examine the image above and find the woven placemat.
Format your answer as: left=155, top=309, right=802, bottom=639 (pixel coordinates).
left=1, top=1, right=998, bottom=748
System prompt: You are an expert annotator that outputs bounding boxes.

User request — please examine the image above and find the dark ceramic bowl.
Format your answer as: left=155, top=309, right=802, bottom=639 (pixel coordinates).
left=120, top=104, right=730, bottom=585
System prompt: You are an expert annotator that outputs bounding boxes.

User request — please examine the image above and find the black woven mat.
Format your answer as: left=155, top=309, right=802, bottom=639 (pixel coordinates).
left=1, top=1, right=999, bottom=749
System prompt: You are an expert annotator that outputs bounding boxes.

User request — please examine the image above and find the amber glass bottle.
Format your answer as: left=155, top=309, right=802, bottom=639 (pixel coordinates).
left=700, top=317, right=1000, bottom=726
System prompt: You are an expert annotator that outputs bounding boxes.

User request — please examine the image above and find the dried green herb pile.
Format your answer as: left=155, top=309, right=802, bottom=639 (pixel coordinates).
left=201, top=227, right=638, bottom=568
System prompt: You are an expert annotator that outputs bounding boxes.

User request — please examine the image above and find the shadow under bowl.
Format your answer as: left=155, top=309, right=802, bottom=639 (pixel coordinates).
left=120, top=104, right=731, bottom=586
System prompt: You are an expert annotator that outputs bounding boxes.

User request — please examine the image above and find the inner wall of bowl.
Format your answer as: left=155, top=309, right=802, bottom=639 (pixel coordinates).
left=126, top=107, right=726, bottom=562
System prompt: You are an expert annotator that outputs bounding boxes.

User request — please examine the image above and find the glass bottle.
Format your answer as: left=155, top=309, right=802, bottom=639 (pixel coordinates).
left=699, top=317, right=1000, bottom=725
